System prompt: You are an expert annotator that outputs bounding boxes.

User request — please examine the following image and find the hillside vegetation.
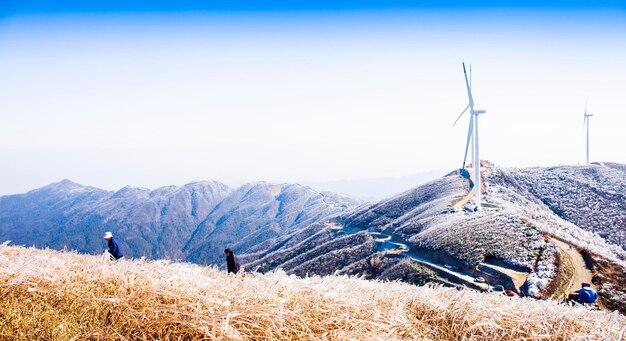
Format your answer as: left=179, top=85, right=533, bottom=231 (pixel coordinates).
left=502, top=164, right=626, bottom=249
left=1, top=244, right=625, bottom=340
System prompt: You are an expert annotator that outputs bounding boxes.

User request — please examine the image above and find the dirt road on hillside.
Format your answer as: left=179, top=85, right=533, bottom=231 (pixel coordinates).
left=480, top=262, right=529, bottom=289
left=452, top=167, right=487, bottom=210
left=550, top=238, right=594, bottom=300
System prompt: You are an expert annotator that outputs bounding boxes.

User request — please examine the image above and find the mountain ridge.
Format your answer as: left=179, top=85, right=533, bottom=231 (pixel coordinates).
left=0, top=179, right=360, bottom=263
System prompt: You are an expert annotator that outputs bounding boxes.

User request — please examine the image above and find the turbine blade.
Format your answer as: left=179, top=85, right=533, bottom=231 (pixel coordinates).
left=462, top=117, right=474, bottom=169
left=462, top=62, right=474, bottom=108
left=453, top=104, right=470, bottom=127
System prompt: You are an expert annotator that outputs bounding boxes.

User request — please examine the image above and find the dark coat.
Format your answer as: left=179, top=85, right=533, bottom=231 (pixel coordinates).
left=578, top=287, right=597, bottom=303
left=226, top=253, right=240, bottom=274
left=107, top=237, right=123, bottom=259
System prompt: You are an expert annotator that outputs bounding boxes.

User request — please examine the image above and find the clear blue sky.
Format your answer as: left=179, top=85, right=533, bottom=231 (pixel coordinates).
left=2, top=0, right=625, bottom=13
left=1, top=1, right=625, bottom=194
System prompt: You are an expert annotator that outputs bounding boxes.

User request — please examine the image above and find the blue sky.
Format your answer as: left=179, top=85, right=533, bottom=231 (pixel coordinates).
left=2, top=0, right=625, bottom=13
left=1, top=2, right=625, bottom=194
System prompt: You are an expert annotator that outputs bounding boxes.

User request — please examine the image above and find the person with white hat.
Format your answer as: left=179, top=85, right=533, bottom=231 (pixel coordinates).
left=103, top=231, right=123, bottom=261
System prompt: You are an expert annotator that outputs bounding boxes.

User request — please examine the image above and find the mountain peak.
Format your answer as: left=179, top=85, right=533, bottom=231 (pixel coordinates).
left=112, top=185, right=150, bottom=198
left=183, top=180, right=231, bottom=192
left=36, top=179, right=86, bottom=194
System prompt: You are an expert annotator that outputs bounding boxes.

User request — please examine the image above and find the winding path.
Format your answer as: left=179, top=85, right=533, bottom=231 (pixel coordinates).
left=325, top=222, right=489, bottom=290
left=453, top=168, right=476, bottom=210
left=550, top=238, right=594, bottom=299
left=324, top=222, right=591, bottom=300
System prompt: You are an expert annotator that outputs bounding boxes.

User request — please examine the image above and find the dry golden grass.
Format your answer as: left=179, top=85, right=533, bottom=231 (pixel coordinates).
left=1, top=244, right=625, bottom=340
left=545, top=248, right=576, bottom=300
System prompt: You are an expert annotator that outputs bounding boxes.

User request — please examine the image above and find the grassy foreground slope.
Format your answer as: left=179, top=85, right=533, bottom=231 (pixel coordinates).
left=1, top=245, right=625, bottom=340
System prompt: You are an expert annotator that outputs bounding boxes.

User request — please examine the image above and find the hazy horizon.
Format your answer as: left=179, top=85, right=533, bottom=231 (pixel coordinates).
left=1, top=168, right=447, bottom=199
left=2, top=1, right=625, bottom=195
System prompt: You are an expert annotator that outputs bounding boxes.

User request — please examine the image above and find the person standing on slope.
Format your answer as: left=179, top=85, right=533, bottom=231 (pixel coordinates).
left=224, top=248, right=240, bottom=274
left=104, top=231, right=124, bottom=261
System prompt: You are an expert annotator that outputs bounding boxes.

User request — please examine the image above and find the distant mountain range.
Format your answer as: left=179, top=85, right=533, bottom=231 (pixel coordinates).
left=0, top=180, right=359, bottom=264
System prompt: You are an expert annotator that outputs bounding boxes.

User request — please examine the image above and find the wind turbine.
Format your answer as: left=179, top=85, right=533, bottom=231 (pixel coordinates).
left=452, top=62, right=486, bottom=210
left=583, top=104, right=593, bottom=165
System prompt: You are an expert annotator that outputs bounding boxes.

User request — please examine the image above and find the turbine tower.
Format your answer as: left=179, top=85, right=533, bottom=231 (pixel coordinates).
left=452, top=62, right=486, bottom=210
left=583, top=105, right=593, bottom=165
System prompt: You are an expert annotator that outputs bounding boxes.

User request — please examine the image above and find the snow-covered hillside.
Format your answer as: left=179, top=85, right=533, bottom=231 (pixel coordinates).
left=499, top=164, right=626, bottom=249
left=245, top=163, right=626, bottom=313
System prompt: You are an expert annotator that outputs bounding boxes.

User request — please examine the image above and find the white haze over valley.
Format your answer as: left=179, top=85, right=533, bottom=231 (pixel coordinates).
left=1, top=10, right=625, bottom=196
left=302, top=170, right=446, bottom=200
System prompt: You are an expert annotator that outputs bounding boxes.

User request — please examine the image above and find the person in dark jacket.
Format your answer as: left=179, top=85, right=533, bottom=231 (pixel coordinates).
left=224, top=248, right=240, bottom=274
left=104, top=231, right=124, bottom=260
left=568, top=282, right=598, bottom=305
left=576, top=282, right=597, bottom=304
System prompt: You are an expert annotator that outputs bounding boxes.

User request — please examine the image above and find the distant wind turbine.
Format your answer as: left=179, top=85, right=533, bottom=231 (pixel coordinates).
left=583, top=104, right=593, bottom=165
left=452, top=62, right=486, bottom=210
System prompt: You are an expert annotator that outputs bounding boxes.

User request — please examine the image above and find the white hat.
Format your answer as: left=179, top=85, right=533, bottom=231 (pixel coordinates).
left=103, top=232, right=113, bottom=239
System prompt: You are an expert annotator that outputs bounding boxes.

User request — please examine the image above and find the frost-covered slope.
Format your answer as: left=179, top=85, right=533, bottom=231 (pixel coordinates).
left=248, top=164, right=626, bottom=312
left=499, top=164, right=626, bottom=249
left=183, top=182, right=358, bottom=264
left=251, top=171, right=553, bottom=277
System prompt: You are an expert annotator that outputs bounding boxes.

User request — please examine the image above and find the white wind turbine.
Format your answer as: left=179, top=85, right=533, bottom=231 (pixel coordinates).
left=583, top=104, right=593, bottom=165
left=452, top=62, right=486, bottom=210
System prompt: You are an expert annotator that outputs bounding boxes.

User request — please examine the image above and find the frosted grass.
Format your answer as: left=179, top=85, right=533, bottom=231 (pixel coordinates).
left=1, top=244, right=624, bottom=340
